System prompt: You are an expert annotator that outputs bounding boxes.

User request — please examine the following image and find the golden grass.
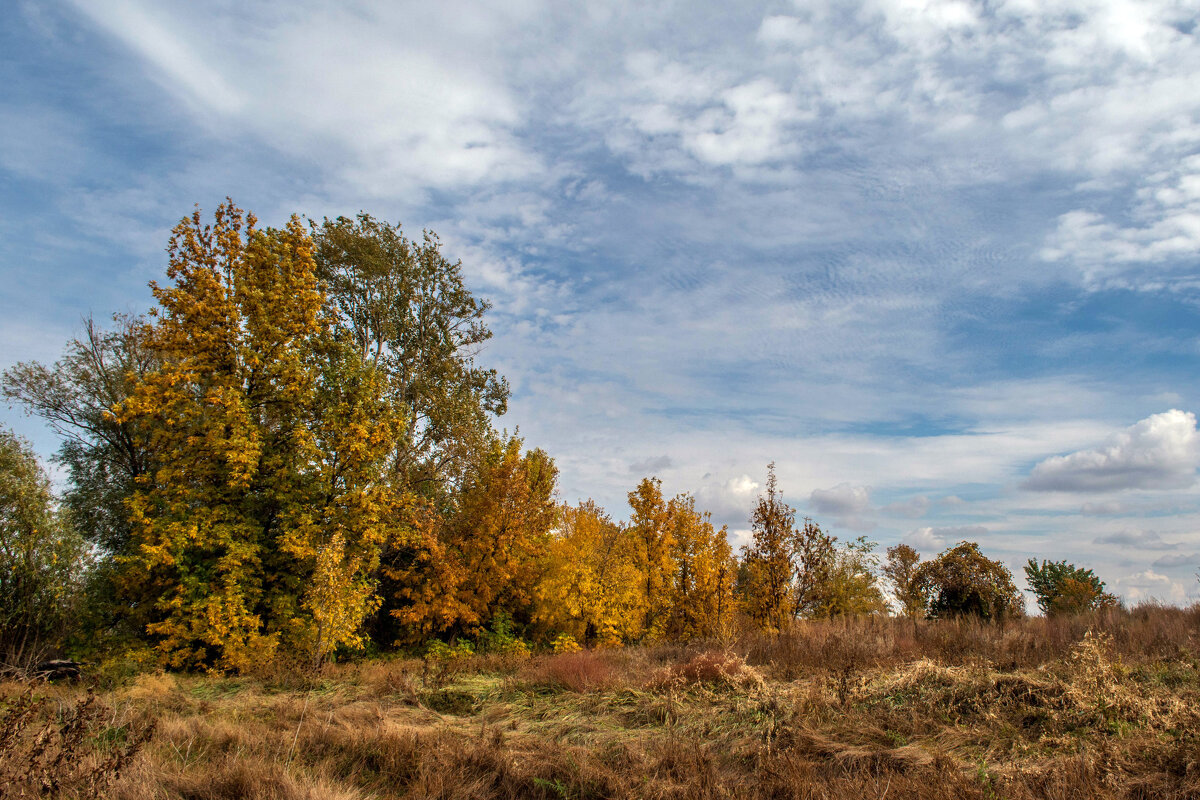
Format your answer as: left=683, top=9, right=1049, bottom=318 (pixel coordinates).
left=7, top=606, right=1200, bottom=798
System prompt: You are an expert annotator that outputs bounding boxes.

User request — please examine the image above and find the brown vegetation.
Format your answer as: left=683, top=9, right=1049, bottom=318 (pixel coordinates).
left=4, top=606, right=1200, bottom=799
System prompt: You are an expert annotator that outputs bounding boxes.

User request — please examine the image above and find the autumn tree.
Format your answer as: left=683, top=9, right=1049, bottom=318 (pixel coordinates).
left=1024, top=559, right=1118, bottom=616
left=115, top=202, right=403, bottom=671
left=534, top=500, right=644, bottom=646
left=883, top=543, right=926, bottom=617
left=386, top=436, right=557, bottom=642
left=915, top=542, right=1024, bottom=621
left=663, top=494, right=737, bottom=640
left=626, top=477, right=681, bottom=640
left=311, top=214, right=509, bottom=494
left=0, top=428, right=89, bottom=670
left=740, top=464, right=797, bottom=632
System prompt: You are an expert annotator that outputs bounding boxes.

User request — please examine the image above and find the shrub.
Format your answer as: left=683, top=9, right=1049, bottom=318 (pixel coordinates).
left=551, top=633, right=582, bottom=654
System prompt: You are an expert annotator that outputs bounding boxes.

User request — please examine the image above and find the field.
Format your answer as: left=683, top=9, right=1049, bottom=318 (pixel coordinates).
left=5, top=607, right=1200, bottom=799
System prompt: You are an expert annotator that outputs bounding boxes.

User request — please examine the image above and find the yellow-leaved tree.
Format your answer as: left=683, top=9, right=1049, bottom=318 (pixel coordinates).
left=534, top=500, right=645, bottom=646
left=663, top=495, right=736, bottom=641
left=117, top=202, right=403, bottom=671
left=386, top=436, right=557, bottom=642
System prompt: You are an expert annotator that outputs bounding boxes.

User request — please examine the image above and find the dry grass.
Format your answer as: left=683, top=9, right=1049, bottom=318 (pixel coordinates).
left=11, top=606, right=1200, bottom=798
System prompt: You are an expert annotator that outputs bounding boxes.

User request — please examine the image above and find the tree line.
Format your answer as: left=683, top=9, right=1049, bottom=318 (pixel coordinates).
left=0, top=202, right=1118, bottom=673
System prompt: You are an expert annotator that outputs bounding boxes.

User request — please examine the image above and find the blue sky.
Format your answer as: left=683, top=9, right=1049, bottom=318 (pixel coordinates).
left=3, top=0, right=1200, bottom=605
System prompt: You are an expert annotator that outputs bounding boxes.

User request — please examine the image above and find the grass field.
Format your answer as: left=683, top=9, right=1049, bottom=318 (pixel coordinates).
left=5, top=606, right=1200, bottom=799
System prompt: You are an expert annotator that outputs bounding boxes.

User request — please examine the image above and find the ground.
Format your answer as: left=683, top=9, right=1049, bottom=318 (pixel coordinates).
left=4, top=609, right=1200, bottom=799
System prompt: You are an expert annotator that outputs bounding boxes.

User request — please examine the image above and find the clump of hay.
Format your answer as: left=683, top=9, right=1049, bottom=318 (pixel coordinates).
left=650, top=650, right=764, bottom=692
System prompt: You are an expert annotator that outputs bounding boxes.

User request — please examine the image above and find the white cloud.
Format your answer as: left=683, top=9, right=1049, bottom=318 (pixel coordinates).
left=1025, top=410, right=1200, bottom=493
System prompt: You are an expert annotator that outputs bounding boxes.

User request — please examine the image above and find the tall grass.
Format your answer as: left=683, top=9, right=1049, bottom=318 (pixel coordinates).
left=8, top=604, right=1200, bottom=799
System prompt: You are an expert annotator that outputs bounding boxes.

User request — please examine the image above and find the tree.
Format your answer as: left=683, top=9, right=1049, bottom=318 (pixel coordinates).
left=663, top=494, right=737, bottom=641
left=1024, top=559, right=1117, bottom=616
left=115, top=202, right=403, bottom=671
left=792, top=517, right=837, bottom=618
left=0, top=428, right=89, bottom=670
left=915, top=542, right=1023, bottom=621
left=3, top=314, right=158, bottom=557
left=386, top=436, right=557, bottom=642
left=627, top=477, right=678, bottom=639
left=740, top=464, right=797, bottom=632
left=311, top=214, right=509, bottom=493
left=814, top=536, right=888, bottom=618
left=883, top=544, right=926, bottom=617
left=534, top=500, right=644, bottom=646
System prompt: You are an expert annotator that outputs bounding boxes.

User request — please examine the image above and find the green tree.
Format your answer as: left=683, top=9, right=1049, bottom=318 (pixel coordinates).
left=915, top=542, right=1023, bottom=621
left=311, top=214, right=509, bottom=493
left=0, top=428, right=89, bottom=670
left=814, top=536, right=888, bottom=618
left=3, top=314, right=158, bottom=557
left=883, top=543, right=926, bottom=617
left=1024, top=559, right=1117, bottom=616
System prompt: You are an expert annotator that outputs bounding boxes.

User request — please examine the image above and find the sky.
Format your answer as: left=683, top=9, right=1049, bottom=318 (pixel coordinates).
left=3, top=0, right=1200, bottom=606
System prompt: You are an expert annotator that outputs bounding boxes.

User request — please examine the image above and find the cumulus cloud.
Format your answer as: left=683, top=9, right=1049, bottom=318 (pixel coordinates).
left=695, top=474, right=761, bottom=526
left=1094, top=530, right=1178, bottom=551
left=1113, top=569, right=1188, bottom=604
left=809, top=483, right=876, bottom=530
left=1024, top=410, right=1200, bottom=493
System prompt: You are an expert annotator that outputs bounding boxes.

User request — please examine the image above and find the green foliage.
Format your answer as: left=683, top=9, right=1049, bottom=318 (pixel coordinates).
left=311, top=213, right=509, bottom=494
left=915, top=541, right=1024, bottom=621
left=3, top=314, right=157, bottom=557
left=1024, top=559, right=1117, bottom=616
left=0, top=428, right=89, bottom=670
left=813, top=536, right=888, bottom=618
left=883, top=544, right=926, bottom=618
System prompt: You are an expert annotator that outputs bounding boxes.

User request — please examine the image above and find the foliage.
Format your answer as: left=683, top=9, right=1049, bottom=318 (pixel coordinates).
left=0, top=428, right=89, bottom=671
left=740, top=464, right=797, bottom=632
left=662, top=494, right=737, bottom=640
left=883, top=544, right=926, bottom=617
left=1024, top=559, right=1118, bottom=616
left=2, top=314, right=158, bottom=558
left=812, top=536, right=888, bottom=618
left=386, top=436, right=557, bottom=642
left=114, top=202, right=404, bottom=671
left=476, top=612, right=531, bottom=657
left=534, top=500, right=644, bottom=646
left=915, top=541, right=1024, bottom=621
left=311, top=213, right=509, bottom=493
left=550, top=633, right=582, bottom=654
